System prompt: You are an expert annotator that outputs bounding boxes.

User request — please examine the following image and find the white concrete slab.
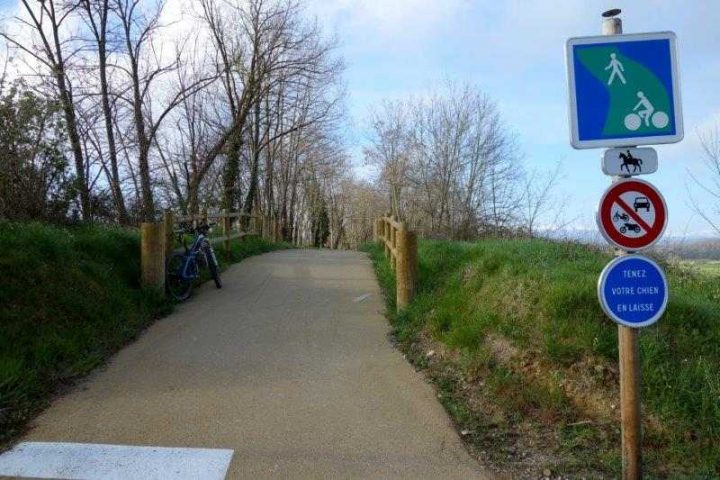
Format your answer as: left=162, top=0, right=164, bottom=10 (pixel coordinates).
left=0, top=442, right=233, bottom=480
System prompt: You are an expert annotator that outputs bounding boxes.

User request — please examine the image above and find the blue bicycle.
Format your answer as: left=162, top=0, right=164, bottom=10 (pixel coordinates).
left=165, top=223, right=222, bottom=301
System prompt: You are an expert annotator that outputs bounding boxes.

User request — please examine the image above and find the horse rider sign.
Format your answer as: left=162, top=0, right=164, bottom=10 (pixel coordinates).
left=602, top=147, right=658, bottom=176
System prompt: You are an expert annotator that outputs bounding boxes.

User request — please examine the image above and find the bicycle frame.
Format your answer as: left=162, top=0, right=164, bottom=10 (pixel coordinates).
left=178, top=231, right=209, bottom=281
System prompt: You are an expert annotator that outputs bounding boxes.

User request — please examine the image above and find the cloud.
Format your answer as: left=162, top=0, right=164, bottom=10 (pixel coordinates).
left=307, top=0, right=468, bottom=51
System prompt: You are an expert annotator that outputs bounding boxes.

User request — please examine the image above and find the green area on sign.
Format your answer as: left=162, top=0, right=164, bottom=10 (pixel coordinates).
left=578, top=47, right=672, bottom=136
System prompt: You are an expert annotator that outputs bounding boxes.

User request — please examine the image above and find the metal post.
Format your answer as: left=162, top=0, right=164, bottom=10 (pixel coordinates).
left=603, top=9, right=642, bottom=480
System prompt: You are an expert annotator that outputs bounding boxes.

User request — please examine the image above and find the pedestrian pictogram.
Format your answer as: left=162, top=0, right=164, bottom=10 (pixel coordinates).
left=566, top=31, right=683, bottom=149
left=596, top=178, right=667, bottom=250
left=605, top=53, right=626, bottom=85
left=597, top=255, right=668, bottom=328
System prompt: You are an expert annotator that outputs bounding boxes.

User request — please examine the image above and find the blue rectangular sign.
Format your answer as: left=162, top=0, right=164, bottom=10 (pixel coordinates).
left=566, top=32, right=683, bottom=149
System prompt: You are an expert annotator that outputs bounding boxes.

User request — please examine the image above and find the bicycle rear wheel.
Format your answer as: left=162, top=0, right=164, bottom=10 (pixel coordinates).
left=166, top=253, right=195, bottom=301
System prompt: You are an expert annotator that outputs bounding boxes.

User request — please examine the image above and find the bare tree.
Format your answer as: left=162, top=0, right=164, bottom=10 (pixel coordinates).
left=2, top=0, right=92, bottom=220
left=364, top=100, right=411, bottom=219
left=517, top=160, right=565, bottom=237
left=78, top=0, right=129, bottom=223
left=365, top=83, right=517, bottom=239
left=113, top=0, right=215, bottom=221
left=689, top=125, right=720, bottom=235
left=2, top=0, right=348, bottom=238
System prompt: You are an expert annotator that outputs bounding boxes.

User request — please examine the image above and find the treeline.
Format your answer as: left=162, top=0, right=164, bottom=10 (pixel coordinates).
left=0, top=0, right=378, bottom=247
left=1, top=1, right=570, bottom=246
left=656, top=238, right=720, bottom=260
left=364, top=83, right=565, bottom=240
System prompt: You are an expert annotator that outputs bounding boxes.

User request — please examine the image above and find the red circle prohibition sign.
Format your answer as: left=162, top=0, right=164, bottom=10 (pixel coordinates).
left=597, top=178, right=668, bottom=251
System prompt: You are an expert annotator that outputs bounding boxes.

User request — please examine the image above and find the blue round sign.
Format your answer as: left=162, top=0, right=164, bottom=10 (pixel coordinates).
left=597, top=255, right=668, bottom=328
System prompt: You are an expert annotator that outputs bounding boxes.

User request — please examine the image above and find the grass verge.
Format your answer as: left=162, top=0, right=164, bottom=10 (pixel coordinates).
left=0, top=222, right=287, bottom=446
left=363, top=238, right=719, bottom=478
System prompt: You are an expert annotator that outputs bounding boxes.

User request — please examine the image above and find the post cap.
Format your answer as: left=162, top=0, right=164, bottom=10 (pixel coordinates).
left=602, top=8, right=621, bottom=18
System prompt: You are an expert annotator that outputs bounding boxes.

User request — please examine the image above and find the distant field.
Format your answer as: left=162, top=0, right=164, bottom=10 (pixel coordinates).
left=365, top=238, right=720, bottom=478
left=679, top=259, right=720, bottom=277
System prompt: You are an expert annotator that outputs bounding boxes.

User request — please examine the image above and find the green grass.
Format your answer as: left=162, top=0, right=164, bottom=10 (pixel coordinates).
left=0, top=222, right=287, bottom=445
left=363, top=238, right=720, bottom=478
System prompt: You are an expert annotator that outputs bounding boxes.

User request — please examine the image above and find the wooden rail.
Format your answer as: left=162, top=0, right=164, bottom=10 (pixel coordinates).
left=141, top=210, right=263, bottom=290
left=374, top=215, right=417, bottom=312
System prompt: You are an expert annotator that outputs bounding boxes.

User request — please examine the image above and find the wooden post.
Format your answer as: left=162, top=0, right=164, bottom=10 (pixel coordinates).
left=396, top=223, right=417, bottom=312
left=271, top=218, right=278, bottom=242
left=619, top=325, right=642, bottom=479
left=222, top=209, right=231, bottom=256
left=163, top=210, right=174, bottom=258
left=384, top=219, right=390, bottom=259
left=603, top=10, right=641, bottom=480
left=141, top=222, right=165, bottom=290
left=390, top=221, right=397, bottom=271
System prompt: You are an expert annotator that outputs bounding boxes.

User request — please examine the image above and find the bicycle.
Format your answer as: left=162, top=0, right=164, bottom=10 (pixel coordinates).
left=165, top=223, right=222, bottom=301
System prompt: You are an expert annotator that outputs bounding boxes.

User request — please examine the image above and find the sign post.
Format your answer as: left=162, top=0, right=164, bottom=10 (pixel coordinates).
left=566, top=9, right=682, bottom=480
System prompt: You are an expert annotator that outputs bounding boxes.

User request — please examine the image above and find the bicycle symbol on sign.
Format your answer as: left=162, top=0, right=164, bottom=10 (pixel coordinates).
left=624, top=92, right=669, bottom=131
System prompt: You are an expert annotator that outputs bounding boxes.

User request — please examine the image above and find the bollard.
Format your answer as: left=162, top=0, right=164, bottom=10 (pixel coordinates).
left=163, top=210, right=174, bottom=258
left=141, top=222, right=165, bottom=290
left=396, top=223, right=417, bottom=312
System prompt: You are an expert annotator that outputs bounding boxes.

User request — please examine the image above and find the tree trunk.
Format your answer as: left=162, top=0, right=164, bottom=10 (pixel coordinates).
left=55, top=76, right=90, bottom=221
left=242, top=98, right=262, bottom=218
left=98, top=33, right=128, bottom=224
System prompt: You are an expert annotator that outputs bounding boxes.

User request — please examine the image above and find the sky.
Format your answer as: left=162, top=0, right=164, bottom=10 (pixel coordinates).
left=2, top=0, right=719, bottom=238
left=304, top=0, right=720, bottom=238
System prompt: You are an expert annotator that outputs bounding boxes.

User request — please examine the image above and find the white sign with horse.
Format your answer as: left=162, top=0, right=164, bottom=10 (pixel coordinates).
left=602, top=147, right=658, bottom=176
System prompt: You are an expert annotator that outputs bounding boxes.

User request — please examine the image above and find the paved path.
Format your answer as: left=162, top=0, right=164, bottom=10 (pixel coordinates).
left=5, top=250, right=488, bottom=479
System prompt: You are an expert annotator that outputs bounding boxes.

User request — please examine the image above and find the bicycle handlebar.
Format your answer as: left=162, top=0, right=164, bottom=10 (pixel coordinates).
left=174, top=223, right=217, bottom=241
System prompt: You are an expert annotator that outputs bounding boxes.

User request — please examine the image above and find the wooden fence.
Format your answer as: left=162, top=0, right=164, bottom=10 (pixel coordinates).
left=374, top=215, right=418, bottom=312
left=141, top=210, right=262, bottom=289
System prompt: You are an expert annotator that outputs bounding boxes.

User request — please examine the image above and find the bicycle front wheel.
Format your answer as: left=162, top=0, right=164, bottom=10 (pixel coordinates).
left=166, top=253, right=195, bottom=301
left=205, top=245, right=222, bottom=289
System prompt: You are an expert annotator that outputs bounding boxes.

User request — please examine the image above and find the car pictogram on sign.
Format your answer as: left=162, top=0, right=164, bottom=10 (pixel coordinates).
left=633, top=196, right=650, bottom=212
left=596, top=178, right=668, bottom=251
